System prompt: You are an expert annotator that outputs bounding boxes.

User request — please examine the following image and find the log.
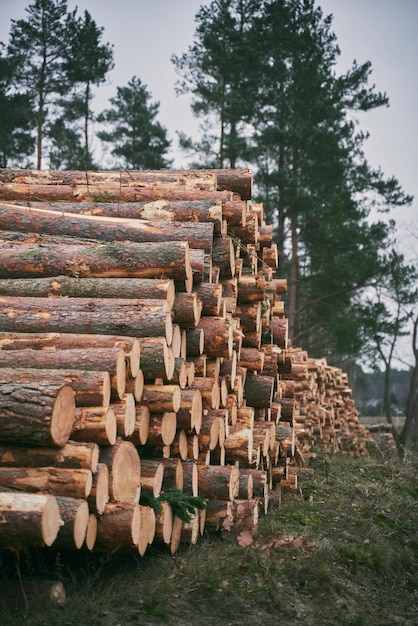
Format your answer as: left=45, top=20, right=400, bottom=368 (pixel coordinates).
left=244, top=373, right=275, bottom=409
left=184, top=327, right=205, bottom=356
left=54, top=496, right=89, bottom=550
left=99, top=439, right=141, bottom=504
left=28, top=198, right=223, bottom=231
left=0, top=302, right=173, bottom=344
left=125, top=405, right=150, bottom=446
left=197, top=316, right=233, bottom=358
left=0, top=347, right=127, bottom=400
left=0, top=240, right=192, bottom=281
left=197, top=464, right=240, bottom=501
left=85, top=513, right=98, bottom=551
left=137, top=505, right=156, bottom=556
left=11, top=369, right=112, bottom=408
left=176, top=388, right=203, bottom=434
left=141, top=384, right=181, bottom=414
left=0, top=467, right=93, bottom=498
left=0, top=276, right=175, bottom=307
left=71, top=406, right=117, bottom=446
left=172, top=292, right=202, bottom=327
left=154, top=500, right=173, bottom=545
left=0, top=492, right=61, bottom=549
left=160, top=458, right=183, bottom=491
left=112, top=394, right=136, bottom=438
left=0, top=370, right=75, bottom=447
left=193, top=282, right=222, bottom=316
left=191, top=377, right=220, bottom=410
left=212, top=236, right=235, bottom=278
left=87, top=462, right=110, bottom=515
left=182, top=460, right=199, bottom=496
left=0, top=332, right=141, bottom=378
left=0, top=203, right=215, bottom=252
left=139, top=336, right=174, bottom=381
left=94, top=502, right=141, bottom=551
left=0, top=441, right=99, bottom=472
left=146, top=412, right=177, bottom=447
left=239, top=347, right=265, bottom=372
left=139, top=459, right=164, bottom=497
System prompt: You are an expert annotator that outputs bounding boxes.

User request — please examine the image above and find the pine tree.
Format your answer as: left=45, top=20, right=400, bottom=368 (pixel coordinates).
left=0, top=44, right=35, bottom=167
left=97, top=76, right=172, bottom=170
left=7, top=0, right=73, bottom=169
left=172, top=0, right=262, bottom=168
left=59, top=10, right=114, bottom=169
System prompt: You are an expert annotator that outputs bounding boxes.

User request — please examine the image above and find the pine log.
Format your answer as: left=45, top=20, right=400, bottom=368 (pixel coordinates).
left=197, top=316, right=233, bottom=358
left=223, top=426, right=258, bottom=467
left=99, top=439, right=141, bottom=504
left=167, top=357, right=188, bottom=389
left=0, top=203, right=215, bottom=252
left=212, top=236, right=235, bottom=278
left=124, top=405, right=150, bottom=446
left=0, top=332, right=141, bottom=378
left=0, top=346, right=127, bottom=400
left=54, top=496, right=89, bottom=549
left=139, top=336, right=174, bottom=381
left=0, top=167, right=250, bottom=197
left=87, top=462, right=110, bottom=515
left=223, top=200, right=246, bottom=225
left=17, top=369, right=111, bottom=408
left=137, top=505, right=156, bottom=556
left=146, top=412, right=177, bottom=447
left=71, top=406, right=117, bottom=446
left=0, top=467, right=93, bottom=498
left=176, top=388, right=203, bottom=434
left=244, top=373, right=275, bottom=408
left=204, top=499, right=232, bottom=531
left=184, top=327, right=205, bottom=356
left=160, top=458, right=183, bottom=491
left=172, top=292, right=202, bottom=327
left=0, top=370, right=75, bottom=447
left=239, top=347, right=265, bottom=372
left=193, top=282, right=222, bottom=316
left=0, top=240, right=192, bottom=281
left=139, top=459, right=164, bottom=497
left=237, top=275, right=266, bottom=303
left=85, top=513, right=98, bottom=551
left=154, top=500, right=173, bottom=546
left=141, top=384, right=181, bottom=413
left=191, top=376, right=220, bottom=410
left=197, top=464, right=240, bottom=501
left=112, top=394, right=136, bottom=438
left=0, top=276, right=175, bottom=307
left=123, top=369, right=144, bottom=403
left=27, top=198, right=223, bottom=230
left=0, top=441, right=99, bottom=472
left=0, top=492, right=62, bottom=549
left=182, top=460, right=199, bottom=496
left=94, top=502, right=141, bottom=551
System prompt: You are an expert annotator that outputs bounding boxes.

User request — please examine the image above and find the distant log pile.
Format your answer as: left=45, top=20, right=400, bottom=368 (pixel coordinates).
left=0, top=167, right=371, bottom=553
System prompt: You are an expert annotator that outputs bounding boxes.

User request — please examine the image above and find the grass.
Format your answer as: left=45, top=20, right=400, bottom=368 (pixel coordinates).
left=1, top=438, right=418, bottom=625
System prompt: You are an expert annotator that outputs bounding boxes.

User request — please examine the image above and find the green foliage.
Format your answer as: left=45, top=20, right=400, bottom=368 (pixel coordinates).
left=97, top=76, right=172, bottom=170
left=174, top=0, right=413, bottom=366
left=141, top=488, right=207, bottom=523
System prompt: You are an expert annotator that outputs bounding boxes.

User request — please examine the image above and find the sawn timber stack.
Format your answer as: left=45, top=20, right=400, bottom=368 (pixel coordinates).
left=0, top=167, right=371, bottom=553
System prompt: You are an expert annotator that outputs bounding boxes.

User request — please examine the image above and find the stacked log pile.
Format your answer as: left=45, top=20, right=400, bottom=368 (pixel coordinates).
left=0, top=168, right=371, bottom=552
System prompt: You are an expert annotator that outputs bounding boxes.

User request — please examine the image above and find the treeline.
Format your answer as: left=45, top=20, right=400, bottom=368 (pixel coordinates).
left=0, top=0, right=172, bottom=171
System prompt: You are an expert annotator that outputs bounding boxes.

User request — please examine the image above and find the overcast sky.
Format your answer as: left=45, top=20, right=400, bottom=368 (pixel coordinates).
left=0, top=0, right=417, bottom=244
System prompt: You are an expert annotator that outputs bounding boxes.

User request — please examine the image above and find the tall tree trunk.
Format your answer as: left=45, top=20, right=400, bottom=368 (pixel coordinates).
left=401, top=315, right=418, bottom=446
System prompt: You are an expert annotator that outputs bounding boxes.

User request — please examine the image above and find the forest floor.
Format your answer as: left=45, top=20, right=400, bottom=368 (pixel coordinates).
left=1, top=434, right=417, bottom=626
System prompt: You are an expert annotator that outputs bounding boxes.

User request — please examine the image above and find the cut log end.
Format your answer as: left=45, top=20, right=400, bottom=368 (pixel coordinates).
left=51, top=385, right=76, bottom=447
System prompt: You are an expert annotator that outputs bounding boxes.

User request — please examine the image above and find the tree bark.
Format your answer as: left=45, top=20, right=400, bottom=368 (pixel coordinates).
left=0, top=240, right=192, bottom=281
left=0, top=275, right=175, bottom=307
left=71, top=406, right=117, bottom=446
left=0, top=441, right=99, bottom=472
left=0, top=467, right=93, bottom=498
left=0, top=371, right=75, bottom=447
left=54, top=497, right=89, bottom=549
left=0, top=492, right=61, bottom=549
left=0, top=203, right=215, bottom=252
